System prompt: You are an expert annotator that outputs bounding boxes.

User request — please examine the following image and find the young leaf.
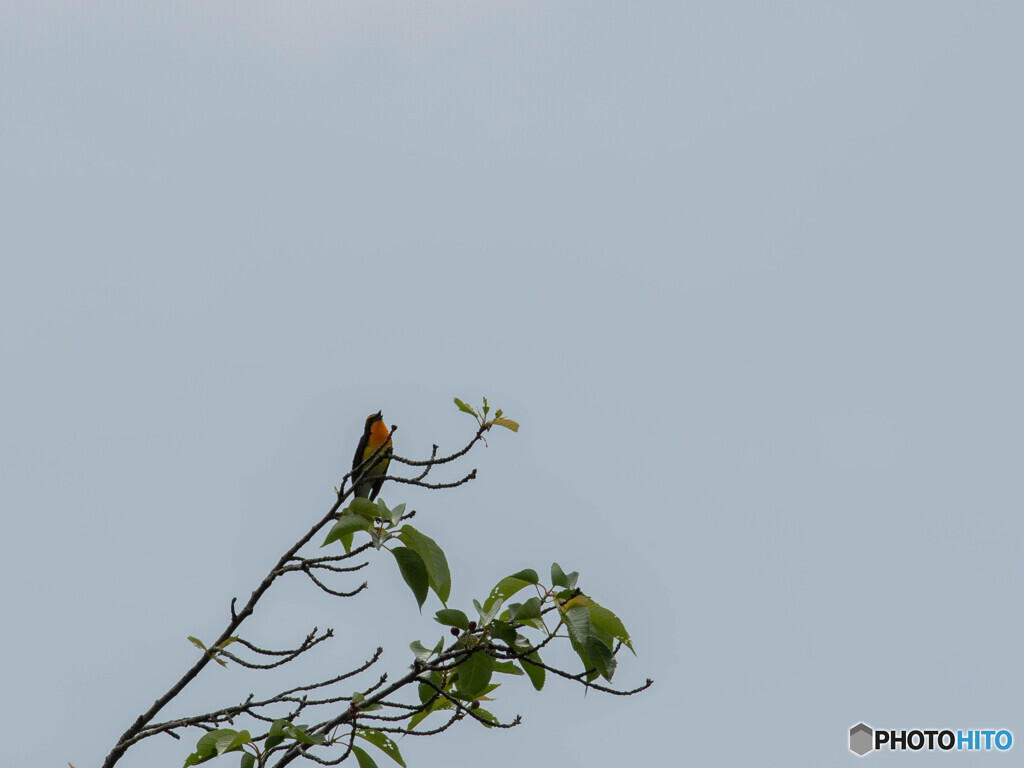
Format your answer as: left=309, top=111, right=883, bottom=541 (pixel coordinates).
left=492, top=418, right=519, bottom=432
left=356, top=729, right=407, bottom=768
left=390, top=547, right=429, bottom=610
left=322, top=515, right=371, bottom=547
left=561, top=593, right=592, bottom=614
left=434, top=608, right=470, bottom=630
left=240, top=754, right=255, bottom=768
left=187, top=636, right=207, bottom=651
left=453, top=397, right=478, bottom=417
left=398, top=525, right=451, bottom=604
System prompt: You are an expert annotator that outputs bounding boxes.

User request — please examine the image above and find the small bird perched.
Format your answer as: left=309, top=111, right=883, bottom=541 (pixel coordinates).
left=351, top=411, right=393, bottom=500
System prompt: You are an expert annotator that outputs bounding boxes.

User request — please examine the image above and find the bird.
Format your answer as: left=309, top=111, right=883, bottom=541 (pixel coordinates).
left=351, top=411, right=393, bottom=500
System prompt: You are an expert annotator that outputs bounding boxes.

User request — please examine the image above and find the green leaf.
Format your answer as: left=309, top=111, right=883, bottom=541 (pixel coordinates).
left=407, top=707, right=430, bottom=731
left=519, top=650, right=546, bottom=691
left=265, top=720, right=288, bottom=750
left=453, top=397, right=477, bottom=417
left=222, top=731, right=251, bottom=753
left=282, top=723, right=324, bottom=745
left=482, top=398, right=490, bottom=417
left=473, top=598, right=502, bottom=628
left=351, top=745, right=380, bottom=768
left=185, top=729, right=250, bottom=764
left=483, top=570, right=538, bottom=611
left=239, top=754, right=255, bottom=768
left=187, top=636, right=207, bottom=651
left=349, top=497, right=381, bottom=520
left=510, top=568, right=540, bottom=584
left=183, top=751, right=211, bottom=767
left=509, top=596, right=542, bottom=622
left=550, top=563, right=569, bottom=588
left=408, top=695, right=452, bottom=730
left=356, top=729, right=407, bottom=768
left=488, top=620, right=517, bottom=646
left=417, top=670, right=442, bottom=704
left=550, top=562, right=578, bottom=589
left=585, top=636, right=617, bottom=681
left=434, top=608, right=469, bottom=630
left=493, top=660, right=524, bottom=675
left=216, top=636, right=238, bottom=650
left=474, top=708, right=498, bottom=727
left=388, top=503, right=406, bottom=526
left=322, top=515, right=372, bottom=547
left=183, top=732, right=218, bottom=767
left=409, top=640, right=435, bottom=662
left=456, top=650, right=495, bottom=699
left=492, top=417, right=519, bottom=432
left=563, top=605, right=593, bottom=658
left=563, top=605, right=591, bottom=636
left=398, top=525, right=451, bottom=604
left=390, top=547, right=429, bottom=610
left=561, top=605, right=616, bottom=680
left=588, top=602, right=635, bottom=654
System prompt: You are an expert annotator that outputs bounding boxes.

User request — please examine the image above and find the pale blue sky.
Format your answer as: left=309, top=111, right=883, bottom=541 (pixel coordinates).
left=2, top=3, right=1023, bottom=767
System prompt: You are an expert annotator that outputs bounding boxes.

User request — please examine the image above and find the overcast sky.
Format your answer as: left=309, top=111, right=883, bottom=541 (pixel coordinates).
left=3, top=2, right=1023, bottom=767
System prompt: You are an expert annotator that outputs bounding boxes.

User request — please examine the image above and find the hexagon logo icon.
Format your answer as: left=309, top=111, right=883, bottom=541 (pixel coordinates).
left=850, top=722, right=874, bottom=757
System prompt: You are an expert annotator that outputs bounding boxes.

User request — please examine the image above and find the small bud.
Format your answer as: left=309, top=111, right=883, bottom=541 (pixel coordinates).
left=451, top=627, right=460, bottom=636
left=467, top=621, right=477, bottom=631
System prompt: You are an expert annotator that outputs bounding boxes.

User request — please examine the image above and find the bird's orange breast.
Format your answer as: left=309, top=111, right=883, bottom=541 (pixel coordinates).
left=368, top=419, right=391, bottom=450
